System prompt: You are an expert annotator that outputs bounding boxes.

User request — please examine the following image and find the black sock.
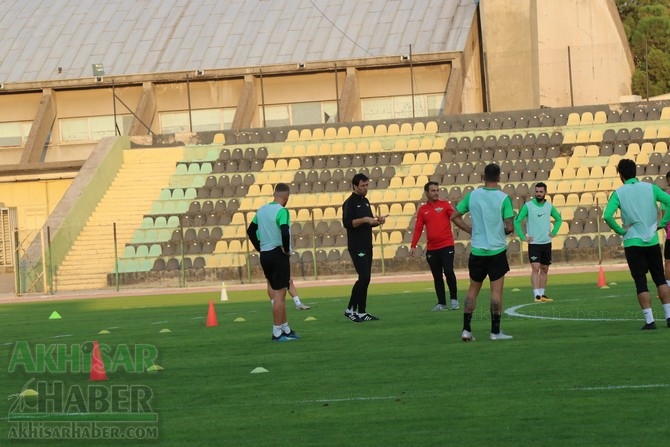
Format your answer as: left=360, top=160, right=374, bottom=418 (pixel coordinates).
left=463, top=312, right=473, bottom=331
left=492, top=314, right=501, bottom=334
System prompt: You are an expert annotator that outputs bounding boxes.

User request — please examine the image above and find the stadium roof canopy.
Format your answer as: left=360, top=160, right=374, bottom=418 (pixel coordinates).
left=0, top=0, right=477, bottom=84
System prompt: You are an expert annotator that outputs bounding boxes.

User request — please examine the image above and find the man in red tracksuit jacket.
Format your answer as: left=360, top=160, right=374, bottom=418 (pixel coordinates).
left=410, top=181, right=459, bottom=311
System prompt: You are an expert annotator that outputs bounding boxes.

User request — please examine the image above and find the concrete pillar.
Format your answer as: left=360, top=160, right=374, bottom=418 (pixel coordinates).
left=232, top=75, right=257, bottom=130
left=338, top=67, right=361, bottom=122
left=20, top=89, right=56, bottom=164
left=128, top=82, right=156, bottom=135
left=443, top=58, right=463, bottom=115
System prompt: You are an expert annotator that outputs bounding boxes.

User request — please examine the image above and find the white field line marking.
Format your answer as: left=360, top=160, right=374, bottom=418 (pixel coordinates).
left=297, top=396, right=397, bottom=404
left=51, top=334, right=73, bottom=339
left=0, top=412, right=91, bottom=422
left=191, top=316, right=205, bottom=320
left=505, top=303, right=637, bottom=321
left=1, top=342, right=14, bottom=346
left=572, top=384, right=669, bottom=391
left=151, top=320, right=169, bottom=324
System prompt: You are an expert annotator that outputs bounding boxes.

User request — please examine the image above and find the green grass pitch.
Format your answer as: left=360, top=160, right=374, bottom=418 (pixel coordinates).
left=1, top=269, right=669, bottom=446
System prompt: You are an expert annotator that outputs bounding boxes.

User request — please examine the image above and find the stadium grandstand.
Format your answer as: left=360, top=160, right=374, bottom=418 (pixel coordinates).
left=0, top=0, right=661, bottom=294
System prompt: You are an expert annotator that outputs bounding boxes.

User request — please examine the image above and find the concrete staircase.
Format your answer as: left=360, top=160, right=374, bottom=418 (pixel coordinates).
left=55, top=148, right=183, bottom=291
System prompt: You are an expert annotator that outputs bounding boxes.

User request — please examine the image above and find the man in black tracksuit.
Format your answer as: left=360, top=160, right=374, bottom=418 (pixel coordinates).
left=342, top=173, right=386, bottom=322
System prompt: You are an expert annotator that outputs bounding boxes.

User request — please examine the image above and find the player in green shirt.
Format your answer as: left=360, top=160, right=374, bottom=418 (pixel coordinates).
left=451, top=163, right=515, bottom=341
left=603, top=158, right=670, bottom=329
left=514, top=182, right=563, bottom=303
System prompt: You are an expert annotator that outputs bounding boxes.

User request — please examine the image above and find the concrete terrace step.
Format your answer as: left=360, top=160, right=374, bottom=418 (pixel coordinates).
left=55, top=148, right=183, bottom=290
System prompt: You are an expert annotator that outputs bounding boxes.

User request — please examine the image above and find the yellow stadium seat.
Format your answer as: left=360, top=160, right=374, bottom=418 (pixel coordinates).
left=299, top=129, right=311, bottom=140
left=306, top=144, right=319, bottom=156
left=357, top=141, right=370, bottom=153
left=643, top=126, right=657, bottom=140
left=400, top=123, right=412, bottom=135
left=575, top=166, right=590, bottom=178
left=657, top=126, right=670, bottom=139
left=567, top=112, right=581, bottom=126
left=412, top=122, right=426, bottom=134
left=594, top=111, right=607, bottom=124
left=323, top=207, right=338, bottom=219
left=635, top=153, right=649, bottom=165
left=581, top=112, right=594, bottom=125
left=426, top=121, right=438, bottom=133
left=584, top=179, right=599, bottom=191
left=566, top=193, right=580, bottom=206
left=433, top=136, right=446, bottom=150
left=394, top=139, right=408, bottom=151
left=389, top=177, right=403, bottom=188
left=396, top=189, right=410, bottom=201
left=362, top=125, right=375, bottom=137
left=570, top=179, right=586, bottom=192
left=213, top=133, right=225, bottom=144
left=406, top=138, right=420, bottom=151
left=563, top=131, right=577, bottom=144
left=409, top=188, right=423, bottom=201
left=603, top=165, right=618, bottom=178
left=579, top=192, right=593, bottom=206
left=590, top=165, right=604, bottom=178
left=562, top=167, right=576, bottom=179
left=350, top=126, right=362, bottom=138
left=403, top=176, right=417, bottom=188
left=336, top=127, right=349, bottom=138
left=420, top=138, right=433, bottom=150
left=594, top=191, right=608, bottom=206
left=415, top=152, right=428, bottom=164
left=576, top=130, right=590, bottom=143
left=625, top=143, right=641, bottom=157
left=377, top=203, right=390, bottom=216
left=389, top=203, right=403, bottom=215
left=556, top=181, right=571, bottom=194
left=312, top=128, right=325, bottom=140
left=286, top=129, right=300, bottom=141
left=552, top=193, right=566, bottom=207
left=549, top=168, right=563, bottom=180
left=572, top=145, right=587, bottom=157
left=324, top=127, right=337, bottom=139
left=408, top=165, right=422, bottom=177
left=585, top=144, right=600, bottom=157
left=375, top=124, right=387, bottom=136
left=589, top=129, right=603, bottom=143
left=292, top=145, right=306, bottom=157
left=331, top=142, right=344, bottom=154
left=387, top=123, right=400, bottom=136
left=402, top=153, right=415, bottom=164
left=554, top=157, right=568, bottom=170
left=598, top=178, right=613, bottom=191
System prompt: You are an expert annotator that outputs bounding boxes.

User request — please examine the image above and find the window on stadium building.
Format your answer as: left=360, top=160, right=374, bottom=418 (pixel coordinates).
left=262, top=101, right=337, bottom=127
left=0, top=121, right=32, bottom=147
left=159, top=108, right=235, bottom=134
left=60, top=115, right=133, bottom=142
left=361, top=94, right=444, bottom=120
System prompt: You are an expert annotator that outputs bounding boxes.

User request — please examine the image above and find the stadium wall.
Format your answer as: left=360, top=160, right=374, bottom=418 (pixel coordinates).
left=479, top=0, right=634, bottom=111
left=20, top=136, right=126, bottom=292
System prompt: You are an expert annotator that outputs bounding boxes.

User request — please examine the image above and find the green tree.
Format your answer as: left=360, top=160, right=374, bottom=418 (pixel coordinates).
left=617, top=1, right=670, bottom=97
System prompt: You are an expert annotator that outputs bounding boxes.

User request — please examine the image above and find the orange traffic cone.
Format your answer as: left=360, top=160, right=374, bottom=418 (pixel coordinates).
left=597, top=266, right=607, bottom=288
left=206, top=300, right=218, bottom=327
left=90, top=340, right=107, bottom=381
